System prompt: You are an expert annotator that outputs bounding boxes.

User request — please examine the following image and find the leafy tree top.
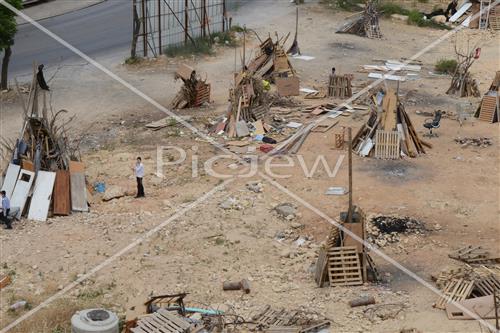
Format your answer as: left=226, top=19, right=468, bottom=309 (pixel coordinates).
left=0, top=0, right=23, bottom=50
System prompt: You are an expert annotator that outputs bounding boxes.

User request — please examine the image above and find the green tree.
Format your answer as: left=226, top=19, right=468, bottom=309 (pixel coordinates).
left=0, top=0, right=23, bottom=90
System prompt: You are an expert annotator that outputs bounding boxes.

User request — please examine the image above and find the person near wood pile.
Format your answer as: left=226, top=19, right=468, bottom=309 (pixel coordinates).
left=0, top=191, right=12, bottom=230
left=134, top=157, right=145, bottom=198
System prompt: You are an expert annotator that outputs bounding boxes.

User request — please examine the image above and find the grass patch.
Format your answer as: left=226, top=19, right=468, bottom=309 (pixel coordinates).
left=435, top=58, right=457, bottom=74
left=165, top=37, right=214, bottom=57
left=378, top=3, right=409, bottom=17
left=407, top=10, right=451, bottom=29
left=124, top=56, right=142, bottom=65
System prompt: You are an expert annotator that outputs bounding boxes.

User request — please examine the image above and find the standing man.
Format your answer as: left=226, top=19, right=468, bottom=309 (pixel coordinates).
left=134, top=157, right=145, bottom=198
left=1, top=191, right=12, bottom=229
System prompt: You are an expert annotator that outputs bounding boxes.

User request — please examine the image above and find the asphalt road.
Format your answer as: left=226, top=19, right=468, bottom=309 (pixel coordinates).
left=10, top=0, right=132, bottom=76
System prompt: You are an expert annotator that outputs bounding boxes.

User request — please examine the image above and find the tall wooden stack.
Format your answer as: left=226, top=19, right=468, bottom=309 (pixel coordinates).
left=336, top=0, right=382, bottom=39
left=352, top=89, right=429, bottom=158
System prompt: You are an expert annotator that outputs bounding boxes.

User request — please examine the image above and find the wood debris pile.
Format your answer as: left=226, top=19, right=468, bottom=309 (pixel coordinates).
left=171, top=64, right=211, bottom=109
left=446, top=44, right=480, bottom=98
left=315, top=206, right=380, bottom=288
left=0, top=66, right=89, bottom=223
left=431, top=245, right=500, bottom=320
left=336, top=0, right=381, bottom=39
left=247, top=36, right=296, bottom=82
left=450, top=2, right=500, bottom=30
left=454, top=137, right=492, bottom=147
left=352, top=89, right=430, bottom=159
left=125, top=293, right=331, bottom=333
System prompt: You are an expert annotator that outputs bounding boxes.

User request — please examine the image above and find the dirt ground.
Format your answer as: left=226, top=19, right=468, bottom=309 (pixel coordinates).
left=0, top=1, right=499, bottom=332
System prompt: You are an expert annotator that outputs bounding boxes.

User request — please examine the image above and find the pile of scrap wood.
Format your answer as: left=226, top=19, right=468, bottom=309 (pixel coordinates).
left=247, top=35, right=297, bottom=83
left=315, top=206, right=380, bottom=288
left=449, top=1, right=500, bottom=30
left=171, top=64, right=211, bottom=109
left=431, top=245, right=500, bottom=320
left=222, top=70, right=270, bottom=137
left=446, top=44, right=480, bottom=97
left=124, top=293, right=331, bottom=333
left=352, top=89, right=430, bottom=159
left=0, top=66, right=89, bottom=222
left=475, top=70, right=499, bottom=123
left=337, top=0, right=381, bottom=39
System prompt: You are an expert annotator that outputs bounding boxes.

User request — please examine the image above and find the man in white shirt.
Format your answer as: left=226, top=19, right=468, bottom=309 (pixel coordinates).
left=1, top=191, right=12, bottom=229
left=134, top=157, right=145, bottom=198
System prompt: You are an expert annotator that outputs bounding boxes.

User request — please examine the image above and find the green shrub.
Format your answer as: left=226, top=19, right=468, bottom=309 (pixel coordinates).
left=435, top=58, right=458, bottom=74
left=378, top=3, right=409, bottom=17
left=124, top=56, right=142, bottom=65
left=407, top=10, right=451, bottom=29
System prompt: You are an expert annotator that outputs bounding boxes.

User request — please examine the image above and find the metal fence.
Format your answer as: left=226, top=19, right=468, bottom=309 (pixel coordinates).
left=132, top=0, right=227, bottom=58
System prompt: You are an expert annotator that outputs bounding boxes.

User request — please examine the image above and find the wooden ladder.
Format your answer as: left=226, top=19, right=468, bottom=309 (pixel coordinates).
left=480, top=0, right=492, bottom=29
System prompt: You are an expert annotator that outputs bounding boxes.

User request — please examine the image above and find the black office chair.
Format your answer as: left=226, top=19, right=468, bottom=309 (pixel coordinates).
left=423, top=110, right=442, bottom=137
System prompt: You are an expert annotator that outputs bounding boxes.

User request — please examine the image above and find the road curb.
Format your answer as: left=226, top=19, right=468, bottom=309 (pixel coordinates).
left=17, top=0, right=107, bottom=26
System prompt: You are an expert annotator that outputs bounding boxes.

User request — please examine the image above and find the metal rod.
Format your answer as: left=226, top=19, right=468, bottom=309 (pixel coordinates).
left=158, top=0, right=162, bottom=54
left=141, top=0, right=147, bottom=57
left=347, top=127, right=353, bottom=224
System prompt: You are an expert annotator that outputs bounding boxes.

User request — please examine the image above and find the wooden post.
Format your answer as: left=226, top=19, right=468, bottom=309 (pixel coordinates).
left=201, top=0, right=207, bottom=38
left=184, top=0, right=189, bottom=45
left=141, top=0, right=147, bottom=57
left=157, top=0, right=162, bottom=54
left=347, top=127, right=353, bottom=224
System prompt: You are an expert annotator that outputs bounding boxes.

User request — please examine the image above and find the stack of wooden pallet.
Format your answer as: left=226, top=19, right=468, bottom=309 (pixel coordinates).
left=171, top=64, right=211, bottom=109
left=352, top=89, right=430, bottom=159
left=315, top=207, right=379, bottom=287
left=336, top=0, right=382, bottom=39
left=475, top=70, right=499, bottom=123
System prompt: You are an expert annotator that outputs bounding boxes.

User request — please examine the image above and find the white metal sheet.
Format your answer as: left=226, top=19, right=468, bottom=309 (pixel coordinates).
left=10, top=169, right=35, bottom=218
left=28, top=171, right=56, bottom=222
left=0, top=163, right=20, bottom=198
left=450, top=3, right=472, bottom=22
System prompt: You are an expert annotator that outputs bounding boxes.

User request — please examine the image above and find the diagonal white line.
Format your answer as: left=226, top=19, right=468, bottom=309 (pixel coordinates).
left=0, top=177, right=235, bottom=332
left=1, top=1, right=498, bottom=332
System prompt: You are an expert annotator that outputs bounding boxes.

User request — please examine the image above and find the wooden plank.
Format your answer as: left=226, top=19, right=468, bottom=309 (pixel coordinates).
left=382, top=90, right=398, bottom=131
left=315, top=246, right=329, bottom=287
left=10, top=169, right=35, bottom=218
left=53, top=170, right=71, bottom=216
left=70, top=173, right=88, bottom=212
left=68, top=161, right=85, bottom=173
left=28, top=171, right=56, bottom=222
left=0, top=163, right=20, bottom=199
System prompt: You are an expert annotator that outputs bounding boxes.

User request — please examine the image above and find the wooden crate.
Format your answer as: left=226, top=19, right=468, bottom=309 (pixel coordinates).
left=434, top=278, right=474, bottom=309
left=374, top=130, right=400, bottom=159
left=131, top=309, right=190, bottom=333
left=327, top=246, right=363, bottom=287
left=478, top=95, right=498, bottom=123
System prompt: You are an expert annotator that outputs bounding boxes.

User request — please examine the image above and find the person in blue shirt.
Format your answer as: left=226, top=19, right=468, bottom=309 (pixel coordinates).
left=1, top=191, right=12, bottom=229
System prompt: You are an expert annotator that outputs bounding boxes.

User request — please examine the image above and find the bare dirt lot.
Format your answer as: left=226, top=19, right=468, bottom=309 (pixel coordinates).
left=0, top=1, right=499, bottom=332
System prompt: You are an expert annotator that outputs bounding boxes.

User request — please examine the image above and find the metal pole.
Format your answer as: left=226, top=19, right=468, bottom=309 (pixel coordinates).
left=141, top=0, right=147, bottom=57
left=184, top=0, right=189, bottom=45
left=202, top=0, right=206, bottom=38
left=347, top=127, right=353, bottom=224
left=158, top=0, right=162, bottom=54
left=222, top=0, right=226, bottom=32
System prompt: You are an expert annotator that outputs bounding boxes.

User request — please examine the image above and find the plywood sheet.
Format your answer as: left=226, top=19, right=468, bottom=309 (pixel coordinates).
left=53, top=170, right=71, bottom=216
left=68, top=161, right=85, bottom=173
left=28, top=171, right=56, bottom=222
left=445, top=295, right=495, bottom=320
left=70, top=173, right=88, bottom=212
left=10, top=169, right=35, bottom=218
left=1, top=163, right=20, bottom=198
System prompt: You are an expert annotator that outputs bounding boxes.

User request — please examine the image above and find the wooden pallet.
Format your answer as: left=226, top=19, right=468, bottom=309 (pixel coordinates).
left=473, top=275, right=500, bottom=297
left=131, top=309, right=191, bottom=333
left=449, top=245, right=491, bottom=263
left=254, top=307, right=299, bottom=327
left=315, top=246, right=329, bottom=287
left=194, top=82, right=210, bottom=107
left=327, top=246, right=363, bottom=287
left=374, top=130, right=400, bottom=159
left=328, top=74, right=352, bottom=98
left=265, top=326, right=301, bottom=333
left=489, top=5, right=500, bottom=30
left=478, top=95, right=498, bottom=123
left=434, top=278, right=475, bottom=309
